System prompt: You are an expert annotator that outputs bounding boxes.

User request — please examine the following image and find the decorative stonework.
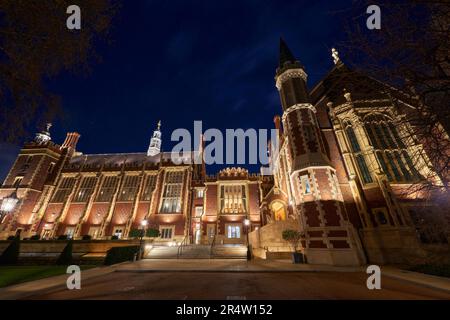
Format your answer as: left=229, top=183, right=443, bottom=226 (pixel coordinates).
left=219, top=167, right=249, bottom=178
left=275, top=68, right=308, bottom=90
left=281, top=103, right=317, bottom=123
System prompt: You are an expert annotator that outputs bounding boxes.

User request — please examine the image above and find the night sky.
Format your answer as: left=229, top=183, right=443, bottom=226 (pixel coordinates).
left=1, top=0, right=354, bottom=180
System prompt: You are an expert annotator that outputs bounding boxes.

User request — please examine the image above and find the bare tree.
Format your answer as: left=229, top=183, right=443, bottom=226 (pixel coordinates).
left=0, top=0, right=120, bottom=143
left=338, top=1, right=450, bottom=198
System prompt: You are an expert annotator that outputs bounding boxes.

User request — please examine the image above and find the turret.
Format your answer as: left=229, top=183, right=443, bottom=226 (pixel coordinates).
left=147, top=121, right=162, bottom=156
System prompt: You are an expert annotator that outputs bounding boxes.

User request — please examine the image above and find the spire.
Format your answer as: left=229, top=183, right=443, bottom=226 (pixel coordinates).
left=279, top=37, right=302, bottom=68
left=34, top=123, right=52, bottom=144
left=147, top=120, right=162, bottom=156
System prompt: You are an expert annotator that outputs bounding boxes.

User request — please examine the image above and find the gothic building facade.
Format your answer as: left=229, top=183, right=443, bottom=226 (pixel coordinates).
left=0, top=40, right=448, bottom=266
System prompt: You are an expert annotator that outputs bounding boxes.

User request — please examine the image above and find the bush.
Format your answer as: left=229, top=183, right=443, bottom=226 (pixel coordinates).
left=30, top=235, right=40, bottom=241
left=282, top=229, right=304, bottom=253
left=146, top=228, right=160, bottom=238
left=0, top=235, right=21, bottom=265
left=104, top=246, right=140, bottom=265
left=82, top=235, right=92, bottom=241
left=129, top=229, right=144, bottom=239
left=57, top=235, right=68, bottom=240
left=56, top=240, right=73, bottom=265
left=6, top=236, right=15, bottom=240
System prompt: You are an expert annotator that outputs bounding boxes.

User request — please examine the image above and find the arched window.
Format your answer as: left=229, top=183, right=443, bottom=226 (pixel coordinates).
left=345, top=124, right=373, bottom=184
left=363, top=113, right=422, bottom=183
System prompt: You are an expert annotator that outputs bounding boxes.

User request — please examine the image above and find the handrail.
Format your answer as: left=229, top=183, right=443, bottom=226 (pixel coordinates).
left=209, top=234, right=216, bottom=258
left=177, top=235, right=188, bottom=259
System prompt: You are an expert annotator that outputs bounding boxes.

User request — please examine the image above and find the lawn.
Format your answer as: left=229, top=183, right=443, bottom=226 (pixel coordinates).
left=0, top=266, right=94, bottom=288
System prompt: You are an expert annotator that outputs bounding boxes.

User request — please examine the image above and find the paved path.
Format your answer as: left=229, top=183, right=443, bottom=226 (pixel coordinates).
left=1, top=260, right=449, bottom=300
left=25, top=270, right=450, bottom=300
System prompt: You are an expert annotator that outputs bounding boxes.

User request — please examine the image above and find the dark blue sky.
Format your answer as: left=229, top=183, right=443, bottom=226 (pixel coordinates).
left=1, top=0, right=354, bottom=179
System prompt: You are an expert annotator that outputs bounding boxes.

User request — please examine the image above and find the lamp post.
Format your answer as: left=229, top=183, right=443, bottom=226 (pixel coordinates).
left=244, top=218, right=251, bottom=260
left=0, top=188, right=20, bottom=226
left=139, top=219, right=148, bottom=260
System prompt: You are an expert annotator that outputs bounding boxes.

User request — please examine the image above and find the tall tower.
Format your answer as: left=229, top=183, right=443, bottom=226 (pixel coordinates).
left=147, top=121, right=162, bottom=156
left=275, top=38, right=364, bottom=266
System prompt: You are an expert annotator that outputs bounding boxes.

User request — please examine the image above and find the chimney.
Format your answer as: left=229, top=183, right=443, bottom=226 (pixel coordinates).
left=273, top=115, right=283, bottom=136
left=62, top=132, right=80, bottom=151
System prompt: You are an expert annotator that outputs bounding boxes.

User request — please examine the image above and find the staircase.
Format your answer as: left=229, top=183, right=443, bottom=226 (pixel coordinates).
left=211, top=244, right=248, bottom=259
left=144, top=244, right=247, bottom=259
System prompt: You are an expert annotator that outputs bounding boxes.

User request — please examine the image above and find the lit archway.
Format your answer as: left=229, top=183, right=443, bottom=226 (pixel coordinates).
left=270, top=201, right=287, bottom=221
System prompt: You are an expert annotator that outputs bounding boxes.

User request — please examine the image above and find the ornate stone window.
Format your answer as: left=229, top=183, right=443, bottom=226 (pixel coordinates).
left=344, top=123, right=373, bottom=184
left=73, top=176, right=96, bottom=203
left=160, top=171, right=184, bottom=213
left=51, top=177, right=76, bottom=203
left=220, top=184, right=247, bottom=214
left=300, top=175, right=312, bottom=194
left=364, top=113, right=422, bottom=183
left=96, top=176, right=119, bottom=202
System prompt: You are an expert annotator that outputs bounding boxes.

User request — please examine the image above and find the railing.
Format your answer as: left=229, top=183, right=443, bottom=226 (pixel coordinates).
left=176, top=236, right=188, bottom=259
left=209, top=235, right=216, bottom=258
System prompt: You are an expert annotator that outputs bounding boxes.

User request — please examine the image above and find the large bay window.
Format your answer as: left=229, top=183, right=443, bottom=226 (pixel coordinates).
left=118, top=175, right=139, bottom=201
left=73, top=176, right=97, bottom=202
left=96, top=176, right=119, bottom=202
left=220, top=184, right=247, bottom=214
left=141, top=174, right=157, bottom=201
left=51, top=177, right=76, bottom=203
left=160, top=171, right=183, bottom=213
left=364, top=114, right=422, bottom=183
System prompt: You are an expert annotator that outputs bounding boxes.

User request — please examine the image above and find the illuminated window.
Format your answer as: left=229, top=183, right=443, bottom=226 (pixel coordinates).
left=113, top=228, right=123, bottom=239
left=65, top=227, right=75, bottom=239
left=227, top=225, right=241, bottom=239
left=141, top=174, right=157, bottom=201
left=51, top=177, right=76, bottom=203
left=96, top=176, right=119, bottom=202
left=160, top=171, right=183, bottom=213
left=300, top=175, right=312, bottom=194
left=160, top=227, right=173, bottom=239
left=220, top=185, right=247, bottom=214
left=345, top=125, right=373, bottom=184
left=364, top=113, right=422, bottom=183
left=196, top=189, right=204, bottom=198
left=73, top=176, right=96, bottom=202
left=118, top=175, right=139, bottom=201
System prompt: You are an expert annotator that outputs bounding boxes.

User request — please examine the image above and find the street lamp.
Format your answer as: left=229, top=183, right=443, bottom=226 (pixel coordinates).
left=244, top=218, right=251, bottom=260
left=139, top=220, right=148, bottom=260
left=0, top=189, right=20, bottom=224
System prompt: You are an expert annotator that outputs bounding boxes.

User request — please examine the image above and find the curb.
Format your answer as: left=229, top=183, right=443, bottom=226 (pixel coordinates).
left=382, top=270, right=450, bottom=294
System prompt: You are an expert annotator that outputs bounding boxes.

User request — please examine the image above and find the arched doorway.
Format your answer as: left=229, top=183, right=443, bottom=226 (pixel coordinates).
left=270, top=201, right=287, bottom=221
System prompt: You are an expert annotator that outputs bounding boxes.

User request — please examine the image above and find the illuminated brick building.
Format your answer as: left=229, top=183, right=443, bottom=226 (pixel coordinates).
left=1, top=40, right=448, bottom=266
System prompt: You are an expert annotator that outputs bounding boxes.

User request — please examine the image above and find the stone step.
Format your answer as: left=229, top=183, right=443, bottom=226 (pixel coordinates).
left=144, top=244, right=247, bottom=259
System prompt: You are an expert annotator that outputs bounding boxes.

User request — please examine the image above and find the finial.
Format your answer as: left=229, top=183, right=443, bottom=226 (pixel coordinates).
left=45, top=123, right=52, bottom=132
left=343, top=88, right=352, bottom=102
left=157, top=120, right=161, bottom=131
left=331, top=48, right=340, bottom=65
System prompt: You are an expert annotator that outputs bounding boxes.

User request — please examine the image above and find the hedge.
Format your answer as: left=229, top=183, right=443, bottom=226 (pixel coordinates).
left=104, top=246, right=140, bottom=266
left=56, top=240, right=73, bottom=265
left=0, top=235, right=20, bottom=265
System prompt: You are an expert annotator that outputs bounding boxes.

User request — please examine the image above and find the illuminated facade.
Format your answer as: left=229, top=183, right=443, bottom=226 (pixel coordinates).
left=0, top=40, right=448, bottom=266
